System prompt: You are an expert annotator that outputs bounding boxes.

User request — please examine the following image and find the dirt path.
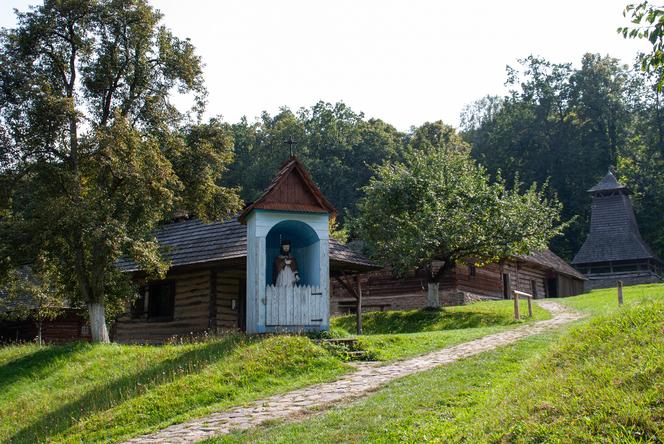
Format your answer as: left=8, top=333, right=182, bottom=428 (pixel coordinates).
left=124, top=301, right=583, bottom=444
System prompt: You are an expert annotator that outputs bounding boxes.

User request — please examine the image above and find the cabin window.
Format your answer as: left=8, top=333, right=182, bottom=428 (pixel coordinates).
left=468, top=265, right=476, bottom=277
left=530, top=280, right=538, bottom=298
left=148, top=281, right=176, bottom=321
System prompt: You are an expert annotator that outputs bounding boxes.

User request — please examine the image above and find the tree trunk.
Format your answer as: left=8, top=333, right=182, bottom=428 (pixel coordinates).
left=37, top=319, right=43, bottom=346
left=426, top=282, right=440, bottom=308
left=88, top=302, right=110, bottom=343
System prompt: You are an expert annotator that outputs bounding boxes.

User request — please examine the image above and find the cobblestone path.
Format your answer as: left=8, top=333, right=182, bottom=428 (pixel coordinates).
left=124, top=301, right=583, bottom=444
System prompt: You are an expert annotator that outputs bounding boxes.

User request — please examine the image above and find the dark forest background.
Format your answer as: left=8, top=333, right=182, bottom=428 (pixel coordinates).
left=219, top=53, right=664, bottom=262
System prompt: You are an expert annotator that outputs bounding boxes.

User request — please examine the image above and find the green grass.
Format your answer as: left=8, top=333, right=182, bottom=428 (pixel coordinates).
left=0, top=298, right=543, bottom=443
left=334, top=299, right=550, bottom=361
left=208, top=300, right=664, bottom=444
left=332, top=299, right=551, bottom=334
left=557, top=282, right=664, bottom=315
left=0, top=335, right=348, bottom=443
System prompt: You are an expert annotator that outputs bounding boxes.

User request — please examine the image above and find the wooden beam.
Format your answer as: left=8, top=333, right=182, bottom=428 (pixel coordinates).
left=209, top=269, right=218, bottom=330
left=334, top=273, right=359, bottom=300
left=355, top=274, right=363, bottom=335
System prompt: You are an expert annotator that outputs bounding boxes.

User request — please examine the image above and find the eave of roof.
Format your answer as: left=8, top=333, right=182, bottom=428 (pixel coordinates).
left=116, top=217, right=379, bottom=274
left=517, top=249, right=586, bottom=280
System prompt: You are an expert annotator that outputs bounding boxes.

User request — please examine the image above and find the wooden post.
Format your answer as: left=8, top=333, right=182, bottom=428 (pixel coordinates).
left=617, top=280, right=623, bottom=305
left=513, top=291, right=520, bottom=320
left=527, top=296, right=533, bottom=318
left=209, top=269, right=218, bottom=331
left=355, top=275, right=363, bottom=335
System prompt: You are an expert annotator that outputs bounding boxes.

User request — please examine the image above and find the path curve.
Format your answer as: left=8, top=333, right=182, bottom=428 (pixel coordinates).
left=124, top=301, right=584, bottom=444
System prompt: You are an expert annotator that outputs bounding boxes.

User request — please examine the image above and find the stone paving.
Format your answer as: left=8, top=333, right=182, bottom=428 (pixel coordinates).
left=124, top=301, right=584, bottom=444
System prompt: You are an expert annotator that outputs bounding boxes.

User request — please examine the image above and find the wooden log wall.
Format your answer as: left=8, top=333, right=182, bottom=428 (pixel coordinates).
left=216, top=270, right=243, bottom=331
left=0, top=310, right=90, bottom=344
left=115, top=269, right=211, bottom=343
left=557, top=274, right=585, bottom=297
left=453, top=263, right=503, bottom=299
left=330, top=261, right=456, bottom=315
left=502, top=261, right=548, bottom=299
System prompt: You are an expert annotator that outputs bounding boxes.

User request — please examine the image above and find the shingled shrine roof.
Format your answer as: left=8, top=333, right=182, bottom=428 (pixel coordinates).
left=572, top=172, right=661, bottom=265
left=238, top=156, right=336, bottom=223
left=116, top=217, right=378, bottom=273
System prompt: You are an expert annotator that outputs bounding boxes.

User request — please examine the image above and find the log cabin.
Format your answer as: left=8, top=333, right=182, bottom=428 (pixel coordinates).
left=331, top=250, right=586, bottom=315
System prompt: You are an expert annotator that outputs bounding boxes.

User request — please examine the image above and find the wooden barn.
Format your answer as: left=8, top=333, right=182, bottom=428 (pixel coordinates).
left=114, top=157, right=378, bottom=343
left=0, top=291, right=91, bottom=344
left=572, top=171, right=663, bottom=289
left=331, top=250, right=585, bottom=315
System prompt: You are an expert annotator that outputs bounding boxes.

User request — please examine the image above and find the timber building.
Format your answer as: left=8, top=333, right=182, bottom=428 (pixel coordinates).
left=572, top=171, right=663, bottom=289
left=331, top=250, right=585, bottom=315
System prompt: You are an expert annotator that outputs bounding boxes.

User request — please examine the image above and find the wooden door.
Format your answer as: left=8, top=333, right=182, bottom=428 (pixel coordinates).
left=502, top=273, right=510, bottom=299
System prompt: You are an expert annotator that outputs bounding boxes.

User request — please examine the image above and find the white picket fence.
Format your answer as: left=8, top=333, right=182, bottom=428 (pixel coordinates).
left=265, top=285, right=325, bottom=327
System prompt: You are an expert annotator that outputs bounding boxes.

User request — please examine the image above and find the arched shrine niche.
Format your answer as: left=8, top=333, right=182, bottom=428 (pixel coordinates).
left=265, top=220, right=320, bottom=287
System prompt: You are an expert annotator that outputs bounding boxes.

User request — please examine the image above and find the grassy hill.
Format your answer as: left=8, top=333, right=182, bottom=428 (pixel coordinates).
left=0, top=298, right=542, bottom=443
left=208, top=283, right=664, bottom=443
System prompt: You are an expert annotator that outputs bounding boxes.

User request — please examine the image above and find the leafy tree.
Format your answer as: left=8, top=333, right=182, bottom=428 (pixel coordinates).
left=620, top=2, right=664, bottom=90
left=354, top=126, right=566, bottom=306
left=463, top=54, right=633, bottom=259
left=223, top=101, right=405, bottom=222
left=0, top=0, right=242, bottom=342
left=0, top=255, right=77, bottom=345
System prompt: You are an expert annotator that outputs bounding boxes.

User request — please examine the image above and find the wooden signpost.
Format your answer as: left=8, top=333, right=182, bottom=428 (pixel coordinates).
left=617, top=280, right=623, bottom=305
left=513, top=290, right=534, bottom=320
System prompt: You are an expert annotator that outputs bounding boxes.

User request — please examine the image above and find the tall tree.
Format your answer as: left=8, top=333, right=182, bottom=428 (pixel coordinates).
left=0, top=0, right=242, bottom=342
left=620, top=2, right=664, bottom=90
left=222, top=101, right=405, bottom=222
left=463, top=54, right=633, bottom=259
left=354, top=124, right=565, bottom=306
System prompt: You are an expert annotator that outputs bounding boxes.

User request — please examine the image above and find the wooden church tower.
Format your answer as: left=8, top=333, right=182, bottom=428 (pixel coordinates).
left=572, top=170, right=663, bottom=289
left=239, top=156, right=336, bottom=334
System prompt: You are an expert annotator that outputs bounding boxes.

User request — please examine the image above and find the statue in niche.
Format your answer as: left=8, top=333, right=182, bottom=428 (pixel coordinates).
left=273, top=239, right=300, bottom=286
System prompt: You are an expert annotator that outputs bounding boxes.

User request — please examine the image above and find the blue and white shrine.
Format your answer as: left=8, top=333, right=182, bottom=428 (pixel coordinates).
left=239, top=157, right=336, bottom=334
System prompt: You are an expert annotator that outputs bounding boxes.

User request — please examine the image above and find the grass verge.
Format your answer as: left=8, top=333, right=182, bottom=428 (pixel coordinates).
left=0, top=335, right=348, bottom=443
left=210, top=300, right=664, bottom=443
left=334, top=299, right=549, bottom=360
left=0, top=296, right=561, bottom=443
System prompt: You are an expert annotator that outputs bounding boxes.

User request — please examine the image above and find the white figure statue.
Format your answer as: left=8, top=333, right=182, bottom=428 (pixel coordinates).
left=273, top=239, right=300, bottom=286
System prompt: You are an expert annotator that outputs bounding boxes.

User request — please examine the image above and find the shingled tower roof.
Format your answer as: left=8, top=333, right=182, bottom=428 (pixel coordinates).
left=572, top=171, right=661, bottom=265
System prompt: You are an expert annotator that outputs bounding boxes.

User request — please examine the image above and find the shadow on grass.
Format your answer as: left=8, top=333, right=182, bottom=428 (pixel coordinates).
left=0, top=342, right=86, bottom=393
left=9, top=335, right=249, bottom=444
left=334, top=308, right=514, bottom=334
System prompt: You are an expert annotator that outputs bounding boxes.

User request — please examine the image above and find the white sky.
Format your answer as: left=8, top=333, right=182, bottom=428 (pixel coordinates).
left=1, top=0, right=650, bottom=130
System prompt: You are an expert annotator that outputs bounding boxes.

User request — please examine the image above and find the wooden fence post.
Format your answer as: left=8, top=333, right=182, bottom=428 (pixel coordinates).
left=356, top=275, right=363, bottom=335
left=527, top=296, right=533, bottom=318
left=513, top=291, right=520, bottom=320
left=617, top=280, right=623, bottom=305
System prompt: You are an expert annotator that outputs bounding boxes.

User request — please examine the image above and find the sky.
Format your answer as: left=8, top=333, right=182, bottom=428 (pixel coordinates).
left=0, top=0, right=651, bottom=130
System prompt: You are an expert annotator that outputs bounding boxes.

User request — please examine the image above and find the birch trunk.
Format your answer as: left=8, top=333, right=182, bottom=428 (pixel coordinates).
left=88, top=302, right=110, bottom=343
left=426, top=282, right=440, bottom=308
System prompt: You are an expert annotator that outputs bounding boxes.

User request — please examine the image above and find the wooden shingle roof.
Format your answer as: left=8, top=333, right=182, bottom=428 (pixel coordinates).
left=518, top=250, right=586, bottom=280
left=238, top=156, right=336, bottom=223
left=588, top=170, right=627, bottom=193
left=116, top=217, right=378, bottom=273
left=573, top=173, right=661, bottom=265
